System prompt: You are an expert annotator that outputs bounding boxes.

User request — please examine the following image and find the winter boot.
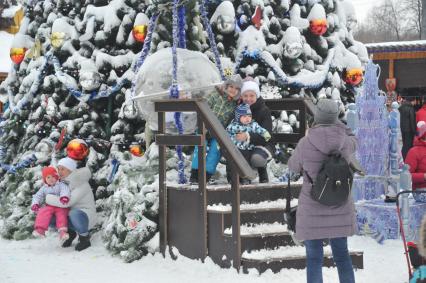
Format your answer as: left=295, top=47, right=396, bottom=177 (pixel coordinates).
left=189, top=169, right=198, bottom=184
left=206, top=173, right=217, bottom=185
left=62, top=230, right=77, bottom=248
left=32, top=228, right=46, bottom=238
left=258, top=167, right=269, bottom=183
left=75, top=234, right=91, bottom=251
left=59, top=228, right=69, bottom=245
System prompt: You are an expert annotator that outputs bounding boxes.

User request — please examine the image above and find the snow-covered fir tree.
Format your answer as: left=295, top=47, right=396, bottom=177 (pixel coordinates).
left=0, top=0, right=368, bottom=262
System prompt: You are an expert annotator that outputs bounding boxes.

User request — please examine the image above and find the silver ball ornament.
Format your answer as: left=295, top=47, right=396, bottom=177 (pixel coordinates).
left=216, top=15, right=235, bottom=34
left=284, top=42, right=303, bottom=59
left=79, top=71, right=101, bottom=92
left=123, top=103, right=138, bottom=120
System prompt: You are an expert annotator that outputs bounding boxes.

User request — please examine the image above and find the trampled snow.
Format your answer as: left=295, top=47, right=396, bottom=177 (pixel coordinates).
left=0, top=229, right=410, bottom=283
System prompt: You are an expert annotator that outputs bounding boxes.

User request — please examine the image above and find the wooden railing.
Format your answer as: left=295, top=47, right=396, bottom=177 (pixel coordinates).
left=155, top=99, right=256, bottom=270
left=154, top=98, right=311, bottom=270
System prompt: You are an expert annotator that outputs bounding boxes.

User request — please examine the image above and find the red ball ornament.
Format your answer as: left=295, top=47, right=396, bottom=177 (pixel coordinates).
left=309, top=19, right=327, bottom=36
left=129, top=144, right=144, bottom=157
left=66, top=139, right=89, bottom=160
left=344, top=68, right=363, bottom=86
left=132, top=25, right=148, bottom=43
left=10, top=47, right=27, bottom=64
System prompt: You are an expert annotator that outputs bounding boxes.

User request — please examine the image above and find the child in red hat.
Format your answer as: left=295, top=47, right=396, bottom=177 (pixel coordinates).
left=31, top=166, right=71, bottom=243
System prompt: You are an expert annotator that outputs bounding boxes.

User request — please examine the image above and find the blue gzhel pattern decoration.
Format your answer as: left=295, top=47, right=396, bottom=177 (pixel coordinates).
left=355, top=60, right=388, bottom=177
left=356, top=198, right=426, bottom=242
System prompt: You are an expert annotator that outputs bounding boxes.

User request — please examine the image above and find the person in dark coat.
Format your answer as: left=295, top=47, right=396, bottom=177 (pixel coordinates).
left=399, top=97, right=417, bottom=160
left=229, top=79, right=274, bottom=183
left=288, top=99, right=357, bottom=283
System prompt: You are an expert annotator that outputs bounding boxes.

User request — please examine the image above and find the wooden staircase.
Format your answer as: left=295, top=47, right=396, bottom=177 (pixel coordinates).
left=167, top=182, right=363, bottom=273
left=154, top=98, right=363, bottom=273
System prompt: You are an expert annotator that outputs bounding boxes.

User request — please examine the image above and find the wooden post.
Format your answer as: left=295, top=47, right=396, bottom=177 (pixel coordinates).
left=231, top=163, right=241, bottom=271
left=158, top=111, right=167, bottom=256
left=197, top=113, right=208, bottom=260
left=389, top=59, right=394, bottom=79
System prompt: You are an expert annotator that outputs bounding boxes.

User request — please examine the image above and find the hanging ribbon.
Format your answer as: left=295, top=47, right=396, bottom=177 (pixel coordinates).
left=178, top=5, right=186, bottom=49
left=50, top=55, right=130, bottom=101
left=108, top=158, right=120, bottom=183
left=129, top=13, right=160, bottom=100
left=200, top=0, right=225, bottom=81
left=0, top=154, right=37, bottom=174
left=171, top=0, right=187, bottom=184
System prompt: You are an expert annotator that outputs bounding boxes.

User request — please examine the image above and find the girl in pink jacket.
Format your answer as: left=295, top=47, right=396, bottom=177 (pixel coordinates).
left=32, top=166, right=71, bottom=243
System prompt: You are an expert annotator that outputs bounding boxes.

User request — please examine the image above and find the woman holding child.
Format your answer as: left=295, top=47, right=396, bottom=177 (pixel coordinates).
left=233, top=79, right=275, bottom=183
left=45, top=157, right=96, bottom=251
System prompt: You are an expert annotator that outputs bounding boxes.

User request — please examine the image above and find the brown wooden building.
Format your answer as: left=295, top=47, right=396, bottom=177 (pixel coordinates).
left=366, top=40, right=426, bottom=99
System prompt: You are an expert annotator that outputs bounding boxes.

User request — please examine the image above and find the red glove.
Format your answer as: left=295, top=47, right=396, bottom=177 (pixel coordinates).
left=31, top=204, right=40, bottom=212
left=60, top=196, right=69, bottom=205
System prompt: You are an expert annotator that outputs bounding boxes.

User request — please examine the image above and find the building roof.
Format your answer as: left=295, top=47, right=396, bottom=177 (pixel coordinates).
left=365, top=40, right=426, bottom=53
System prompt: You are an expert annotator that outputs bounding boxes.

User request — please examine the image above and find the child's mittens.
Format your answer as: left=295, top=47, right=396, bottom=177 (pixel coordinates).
left=31, top=204, right=40, bottom=212
left=60, top=196, right=70, bottom=205
left=263, top=131, right=272, bottom=141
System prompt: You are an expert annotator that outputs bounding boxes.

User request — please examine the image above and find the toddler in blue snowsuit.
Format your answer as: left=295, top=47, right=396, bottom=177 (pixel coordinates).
left=226, top=104, right=271, bottom=184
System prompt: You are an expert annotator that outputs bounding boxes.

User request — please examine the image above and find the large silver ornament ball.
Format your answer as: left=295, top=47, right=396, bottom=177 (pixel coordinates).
left=79, top=71, right=101, bottom=92
left=123, top=103, right=138, bottom=120
left=217, top=15, right=235, bottom=34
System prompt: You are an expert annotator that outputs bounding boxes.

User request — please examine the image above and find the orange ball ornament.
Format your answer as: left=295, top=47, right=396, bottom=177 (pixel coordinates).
left=345, top=68, right=363, bottom=86
left=309, top=19, right=327, bottom=36
left=132, top=25, right=148, bottom=43
left=66, top=139, right=89, bottom=160
left=10, top=47, right=27, bottom=64
left=129, top=144, right=144, bottom=157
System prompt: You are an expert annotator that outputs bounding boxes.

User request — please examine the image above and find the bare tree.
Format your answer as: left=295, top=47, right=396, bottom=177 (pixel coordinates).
left=422, top=0, right=426, bottom=38
left=401, top=0, right=422, bottom=39
left=354, top=0, right=423, bottom=42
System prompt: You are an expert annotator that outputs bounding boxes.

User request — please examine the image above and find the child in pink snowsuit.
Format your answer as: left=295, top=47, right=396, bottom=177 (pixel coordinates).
left=32, top=166, right=71, bottom=242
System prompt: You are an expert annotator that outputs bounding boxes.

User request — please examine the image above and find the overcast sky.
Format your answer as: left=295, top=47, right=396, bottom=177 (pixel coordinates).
left=351, top=0, right=377, bottom=23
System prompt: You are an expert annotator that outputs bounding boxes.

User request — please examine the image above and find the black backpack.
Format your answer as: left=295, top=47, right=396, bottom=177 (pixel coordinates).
left=306, top=153, right=353, bottom=206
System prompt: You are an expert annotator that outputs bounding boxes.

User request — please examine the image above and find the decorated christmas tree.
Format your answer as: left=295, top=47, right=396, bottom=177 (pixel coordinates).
left=0, top=0, right=369, bottom=262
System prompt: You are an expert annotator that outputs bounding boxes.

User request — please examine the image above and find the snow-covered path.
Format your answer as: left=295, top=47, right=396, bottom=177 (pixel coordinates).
left=0, top=233, right=408, bottom=283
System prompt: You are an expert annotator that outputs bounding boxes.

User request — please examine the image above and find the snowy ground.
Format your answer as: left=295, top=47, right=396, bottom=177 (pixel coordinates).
left=0, top=230, right=409, bottom=283
left=0, top=31, right=13, bottom=72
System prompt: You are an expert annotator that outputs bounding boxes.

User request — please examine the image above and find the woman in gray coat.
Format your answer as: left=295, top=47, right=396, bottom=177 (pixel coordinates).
left=288, top=99, right=357, bottom=283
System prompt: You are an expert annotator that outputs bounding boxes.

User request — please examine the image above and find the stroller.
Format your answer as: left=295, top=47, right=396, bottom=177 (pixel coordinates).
left=396, top=190, right=426, bottom=281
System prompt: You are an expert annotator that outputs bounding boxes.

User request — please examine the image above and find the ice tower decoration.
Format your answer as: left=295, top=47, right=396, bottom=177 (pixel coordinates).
left=353, top=60, right=388, bottom=201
